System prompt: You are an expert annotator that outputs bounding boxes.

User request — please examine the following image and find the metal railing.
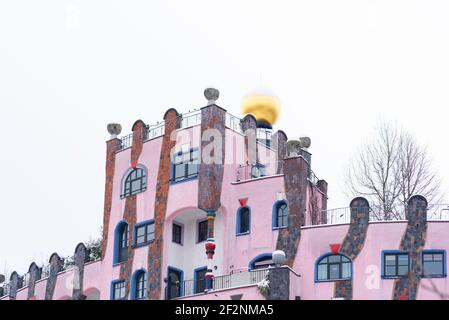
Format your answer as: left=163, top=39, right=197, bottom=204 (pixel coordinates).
left=236, top=163, right=269, bottom=182
left=322, top=203, right=449, bottom=225
left=170, top=268, right=269, bottom=299
left=146, top=122, right=165, bottom=140
left=225, top=113, right=243, bottom=133
left=118, top=133, right=133, bottom=150
left=180, top=110, right=201, bottom=128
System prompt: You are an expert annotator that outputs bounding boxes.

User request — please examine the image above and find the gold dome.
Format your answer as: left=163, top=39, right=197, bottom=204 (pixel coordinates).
left=241, top=91, right=281, bottom=128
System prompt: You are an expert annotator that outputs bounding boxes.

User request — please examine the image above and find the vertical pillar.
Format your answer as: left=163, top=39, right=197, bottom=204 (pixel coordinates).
left=393, top=195, right=428, bottom=300
left=317, top=180, right=328, bottom=224
left=148, top=108, right=181, bottom=300
left=267, top=267, right=290, bottom=300
left=119, top=120, right=146, bottom=299
left=335, top=197, right=370, bottom=299
left=102, top=124, right=122, bottom=259
left=72, top=243, right=88, bottom=300
left=198, top=88, right=226, bottom=290
left=272, top=130, right=288, bottom=174
left=241, top=114, right=258, bottom=167
left=276, top=154, right=309, bottom=267
left=27, top=262, right=41, bottom=300
left=45, top=253, right=63, bottom=300
left=9, top=272, right=20, bottom=300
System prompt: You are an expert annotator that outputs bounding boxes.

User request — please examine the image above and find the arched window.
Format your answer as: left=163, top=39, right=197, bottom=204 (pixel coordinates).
left=131, top=270, right=147, bottom=300
left=236, top=207, right=251, bottom=235
left=249, top=253, right=275, bottom=270
left=273, top=201, right=288, bottom=229
left=122, top=167, right=147, bottom=198
left=316, top=254, right=352, bottom=282
left=114, top=222, right=129, bottom=264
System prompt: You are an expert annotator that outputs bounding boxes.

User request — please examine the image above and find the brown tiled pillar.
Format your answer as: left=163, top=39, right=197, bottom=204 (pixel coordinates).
left=147, top=109, right=180, bottom=300
left=8, top=272, right=20, bottom=300
left=335, top=197, right=370, bottom=299
left=119, top=120, right=146, bottom=299
left=198, top=103, right=226, bottom=289
left=393, top=195, right=428, bottom=300
left=101, top=137, right=121, bottom=259
left=276, top=155, right=309, bottom=267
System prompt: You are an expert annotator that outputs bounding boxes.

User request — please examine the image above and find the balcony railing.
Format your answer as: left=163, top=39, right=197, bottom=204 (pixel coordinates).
left=322, top=203, right=449, bottom=225
left=169, top=268, right=269, bottom=299
left=180, top=110, right=201, bottom=128
left=225, top=113, right=243, bottom=134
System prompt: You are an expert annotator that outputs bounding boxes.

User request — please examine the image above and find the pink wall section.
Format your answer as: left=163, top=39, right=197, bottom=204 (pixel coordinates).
left=178, top=285, right=265, bottom=300
left=294, top=224, right=349, bottom=300
left=418, top=222, right=449, bottom=300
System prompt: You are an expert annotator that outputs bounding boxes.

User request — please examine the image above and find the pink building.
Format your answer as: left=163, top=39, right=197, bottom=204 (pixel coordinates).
left=1, top=89, right=449, bottom=300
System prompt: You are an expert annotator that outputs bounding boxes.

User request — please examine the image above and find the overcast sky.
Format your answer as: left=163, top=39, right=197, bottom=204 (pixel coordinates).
left=1, top=0, right=448, bottom=275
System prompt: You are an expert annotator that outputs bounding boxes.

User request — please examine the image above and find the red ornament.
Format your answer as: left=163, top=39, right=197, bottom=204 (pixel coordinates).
left=399, top=295, right=408, bottom=300
left=239, top=198, right=248, bottom=207
left=131, top=160, right=138, bottom=169
left=330, top=244, right=341, bottom=254
left=205, top=242, right=216, bottom=251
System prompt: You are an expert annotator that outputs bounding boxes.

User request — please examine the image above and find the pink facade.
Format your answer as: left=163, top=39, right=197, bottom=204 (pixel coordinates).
left=1, top=97, right=448, bottom=301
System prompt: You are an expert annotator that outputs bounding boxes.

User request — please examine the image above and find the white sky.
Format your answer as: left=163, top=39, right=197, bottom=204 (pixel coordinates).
left=1, top=0, right=448, bottom=275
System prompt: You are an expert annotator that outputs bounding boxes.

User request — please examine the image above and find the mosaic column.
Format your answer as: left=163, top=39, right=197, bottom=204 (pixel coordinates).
left=27, top=262, right=41, bottom=300
left=392, top=195, right=428, bottom=300
left=198, top=89, right=226, bottom=290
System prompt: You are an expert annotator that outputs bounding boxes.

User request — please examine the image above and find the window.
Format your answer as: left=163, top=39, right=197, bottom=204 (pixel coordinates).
left=197, top=220, right=208, bottom=243
left=273, top=201, right=288, bottom=229
left=115, top=222, right=129, bottom=264
left=249, top=254, right=275, bottom=270
left=134, top=221, right=155, bottom=247
left=172, top=223, right=183, bottom=245
left=236, top=207, right=250, bottom=235
left=423, top=251, right=446, bottom=277
left=194, top=267, right=207, bottom=294
left=133, top=271, right=147, bottom=300
left=171, top=148, right=199, bottom=182
left=316, top=254, right=352, bottom=281
left=122, top=167, right=147, bottom=198
left=383, top=252, right=409, bottom=278
left=112, top=280, right=126, bottom=300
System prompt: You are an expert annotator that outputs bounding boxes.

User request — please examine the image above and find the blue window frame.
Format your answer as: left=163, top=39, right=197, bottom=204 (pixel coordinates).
left=121, top=167, right=147, bottom=198
left=171, top=148, right=199, bottom=183
left=272, top=200, right=288, bottom=229
left=133, top=220, right=155, bottom=247
left=113, top=221, right=129, bottom=265
left=248, top=253, right=275, bottom=270
left=236, top=207, right=251, bottom=235
left=166, top=267, right=184, bottom=300
left=423, top=250, right=446, bottom=278
left=381, top=251, right=410, bottom=278
left=110, top=280, right=126, bottom=300
left=315, top=253, right=352, bottom=282
left=130, top=269, right=147, bottom=300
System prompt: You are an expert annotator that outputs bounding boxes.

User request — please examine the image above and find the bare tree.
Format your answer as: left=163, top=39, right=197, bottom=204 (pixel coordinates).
left=345, top=120, right=441, bottom=220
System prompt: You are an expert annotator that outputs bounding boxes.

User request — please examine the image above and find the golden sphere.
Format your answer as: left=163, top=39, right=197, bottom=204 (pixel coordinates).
left=241, top=91, right=281, bottom=127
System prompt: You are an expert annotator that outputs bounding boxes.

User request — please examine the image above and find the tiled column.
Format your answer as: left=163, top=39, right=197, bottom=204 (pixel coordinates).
left=335, top=197, right=370, bottom=299
left=72, top=243, right=89, bottom=300
left=27, top=262, right=41, bottom=300
left=393, top=195, right=428, bottom=300
left=45, top=253, right=63, bottom=300
left=198, top=90, right=226, bottom=290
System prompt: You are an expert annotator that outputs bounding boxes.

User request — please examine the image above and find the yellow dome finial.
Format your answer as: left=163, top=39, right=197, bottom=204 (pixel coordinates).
left=241, top=89, right=281, bottom=128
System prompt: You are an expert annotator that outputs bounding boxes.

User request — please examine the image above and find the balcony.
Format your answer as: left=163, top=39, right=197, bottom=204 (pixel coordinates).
left=322, top=203, right=449, bottom=225
left=166, top=268, right=268, bottom=300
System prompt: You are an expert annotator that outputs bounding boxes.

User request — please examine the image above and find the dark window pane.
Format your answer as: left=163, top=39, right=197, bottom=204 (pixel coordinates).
left=172, top=223, right=182, bottom=244
left=328, top=255, right=341, bottom=263
left=238, top=208, right=250, bottom=234
left=398, top=265, right=409, bottom=276
left=172, top=149, right=199, bottom=182
left=195, top=269, right=207, bottom=294
left=198, top=221, right=208, bottom=242
left=385, top=255, right=396, bottom=265
left=398, top=254, right=409, bottom=265
left=317, top=254, right=352, bottom=281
